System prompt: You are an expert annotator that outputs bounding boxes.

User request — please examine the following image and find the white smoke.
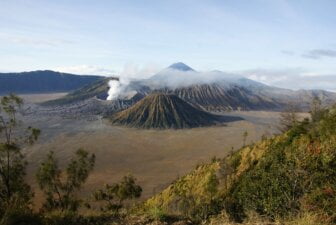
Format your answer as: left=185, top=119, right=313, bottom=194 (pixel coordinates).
left=106, top=79, right=122, bottom=100
left=106, top=77, right=133, bottom=100
left=106, top=63, right=159, bottom=100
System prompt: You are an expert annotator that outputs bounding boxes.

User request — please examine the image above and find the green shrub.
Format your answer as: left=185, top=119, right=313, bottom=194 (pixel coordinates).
left=147, top=206, right=168, bottom=221
left=0, top=208, right=42, bottom=225
left=229, top=152, right=242, bottom=170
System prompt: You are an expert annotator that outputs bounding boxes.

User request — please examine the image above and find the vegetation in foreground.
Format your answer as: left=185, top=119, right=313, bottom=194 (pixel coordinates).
left=0, top=94, right=335, bottom=225
left=144, top=97, right=336, bottom=224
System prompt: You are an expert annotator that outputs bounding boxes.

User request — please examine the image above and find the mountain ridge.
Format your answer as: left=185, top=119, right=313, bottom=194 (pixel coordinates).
left=0, top=70, right=103, bottom=94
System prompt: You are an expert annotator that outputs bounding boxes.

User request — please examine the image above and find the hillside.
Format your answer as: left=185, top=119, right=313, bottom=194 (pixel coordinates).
left=0, top=70, right=103, bottom=94
left=166, top=82, right=280, bottom=111
left=42, top=77, right=112, bottom=106
left=109, top=93, right=225, bottom=129
left=143, top=106, right=336, bottom=224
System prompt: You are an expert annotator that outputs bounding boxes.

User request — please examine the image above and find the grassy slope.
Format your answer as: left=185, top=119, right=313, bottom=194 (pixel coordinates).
left=143, top=107, right=336, bottom=224
left=143, top=138, right=274, bottom=218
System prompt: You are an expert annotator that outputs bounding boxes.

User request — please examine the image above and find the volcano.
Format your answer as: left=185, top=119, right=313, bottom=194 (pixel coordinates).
left=168, top=62, right=195, bottom=71
left=109, top=93, right=223, bottom=129
left=43, top=63, right=336, bottom=113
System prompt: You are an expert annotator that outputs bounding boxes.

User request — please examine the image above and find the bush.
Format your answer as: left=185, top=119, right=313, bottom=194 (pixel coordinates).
left=94, top=174, right=142, bottom=214
left=36, top=149, right=95, bottom=213
left=147, top=206, right=168, bottom=221
left=225, top=138, right=306, bottom=220
left=0, top=206, right=42, bottom=225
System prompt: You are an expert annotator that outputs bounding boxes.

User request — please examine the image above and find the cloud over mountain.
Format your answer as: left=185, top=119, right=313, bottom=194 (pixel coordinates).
left=242, top=68, right=336, bottom=92
left=55, top=65, right=115, bottom=76
left=302, top=49, right=336, bottom=59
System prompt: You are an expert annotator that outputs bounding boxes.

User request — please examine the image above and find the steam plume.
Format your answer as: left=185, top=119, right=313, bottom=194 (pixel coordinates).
left=106, top=79, right=122, bottom=100
left=106, top=63, right=245, bottom=100
left=106, top=63, right=159, bottom=100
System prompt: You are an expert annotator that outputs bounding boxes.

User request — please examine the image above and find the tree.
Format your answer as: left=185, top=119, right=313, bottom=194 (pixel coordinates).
left=310, top=96, right=322, bottom=122
left=94, top=174, right=142, bottom=214
left=278, top=103, right=300, bottom=132
left=0, top=94, right=40, bottom=212
left=205, top=171, right=218, bottom=200
left=242, top=131, right=248, bottom=147
left=36, top=149, right=95, bottom=212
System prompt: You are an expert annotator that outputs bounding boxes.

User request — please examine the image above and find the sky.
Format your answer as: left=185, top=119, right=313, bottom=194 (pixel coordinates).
left=1, top=0, right=336, bottom=90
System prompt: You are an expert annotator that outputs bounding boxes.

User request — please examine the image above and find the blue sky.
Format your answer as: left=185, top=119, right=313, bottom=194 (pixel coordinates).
left=1, top=0, right=336, bottom=90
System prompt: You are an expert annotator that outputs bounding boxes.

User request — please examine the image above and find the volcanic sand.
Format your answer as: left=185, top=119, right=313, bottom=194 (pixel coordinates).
left=23, top=110, right=299, bottom=207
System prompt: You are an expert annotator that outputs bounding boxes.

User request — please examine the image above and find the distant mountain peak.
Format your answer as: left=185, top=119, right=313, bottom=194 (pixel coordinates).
left=168, top=62, right=194, bottom=71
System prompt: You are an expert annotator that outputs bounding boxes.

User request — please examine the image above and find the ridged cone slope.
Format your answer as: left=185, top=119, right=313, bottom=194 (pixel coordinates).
left=110, top=93, right=221, bottom=129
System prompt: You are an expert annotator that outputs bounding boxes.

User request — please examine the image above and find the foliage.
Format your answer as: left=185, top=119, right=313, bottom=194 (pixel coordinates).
left=228, top=143, right=305, bottom=219
left=278, top=103, right=300, bottom=132
left=0, top=195, right=43, bottom=225
left=94, top=174, right=142, bottom=214
left=310, top=96, right=323, bottom=122
left=0, top=94, right=40, bottom=216
left=145, top=163, right=221, bottom=222
left=144, top=104, right=336, bottom=224
left=36, top=149, right=95, bottom=212
left=2, top=94, right=336, bottom=225
left=147, top=206, right=168, bottom=221
left=228, top=152, right=241, bottom=171
left=242, top=131, right=248, bottom=147
left=225, top=106, right=336, bottom=222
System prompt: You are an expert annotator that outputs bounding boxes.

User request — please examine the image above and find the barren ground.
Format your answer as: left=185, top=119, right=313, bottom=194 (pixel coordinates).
left=19, top=93, right=309, bottom=207
left=19, top=92, right=68, bottom=103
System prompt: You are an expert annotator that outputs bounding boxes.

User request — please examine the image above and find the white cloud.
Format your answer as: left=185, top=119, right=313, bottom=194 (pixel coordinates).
left=241, top=68, right=336, bottom=91
left=120, top=62, right=161, bottom=79
left=54, top=63, right=161, bottom=77
left=54, top=65, right=115, bottom=76
left=242, top=68, right=300, bottom=85
left=0, top=32, right=73, bottom=47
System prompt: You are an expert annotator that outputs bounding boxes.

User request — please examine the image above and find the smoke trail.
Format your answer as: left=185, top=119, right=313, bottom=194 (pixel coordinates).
left=106, top=79, right=122, bottom=100
left=105, top=63, right=245, bottom=100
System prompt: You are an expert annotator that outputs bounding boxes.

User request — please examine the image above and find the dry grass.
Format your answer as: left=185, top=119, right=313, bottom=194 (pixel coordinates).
left=207, top=211, right=331, bottom=225
left=284, top=212, right=331, bottom=225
